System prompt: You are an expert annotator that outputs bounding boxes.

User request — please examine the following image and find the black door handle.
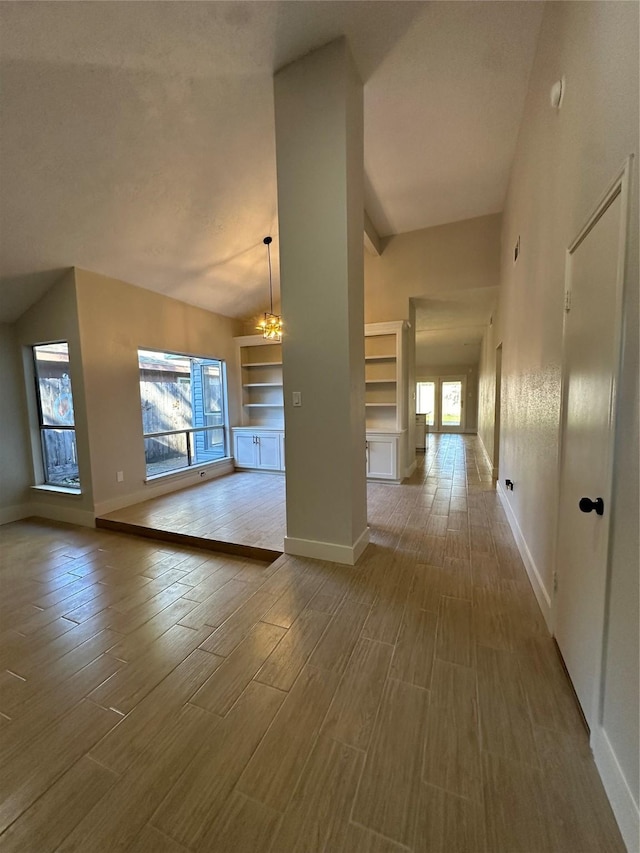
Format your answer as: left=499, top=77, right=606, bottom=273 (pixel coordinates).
left=579, top=497, right=604, bottom=516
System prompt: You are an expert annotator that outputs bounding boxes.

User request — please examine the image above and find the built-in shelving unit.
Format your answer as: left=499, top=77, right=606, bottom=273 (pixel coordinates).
left=232, top=323, right=409, bottom=481
left=364, top=321, right=408, bottom=482
left=364, top=324, right=401, bottom=432
left=236, top=337, right=284, bottom=429
left=233, top=335, right=285, bottom=472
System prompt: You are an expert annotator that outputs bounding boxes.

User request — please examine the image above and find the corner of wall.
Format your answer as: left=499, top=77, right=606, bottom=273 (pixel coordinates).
left=0, top=504, right=30, bottom=526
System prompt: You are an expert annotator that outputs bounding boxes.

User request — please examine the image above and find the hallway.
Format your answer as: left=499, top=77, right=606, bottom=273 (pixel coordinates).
left=0, top=435, right=625, bottom=851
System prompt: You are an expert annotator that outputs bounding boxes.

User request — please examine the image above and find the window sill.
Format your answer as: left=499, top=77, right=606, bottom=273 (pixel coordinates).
left=144, top=456, right=233, bottom=485
left=31, top=484, right=82, bottom=496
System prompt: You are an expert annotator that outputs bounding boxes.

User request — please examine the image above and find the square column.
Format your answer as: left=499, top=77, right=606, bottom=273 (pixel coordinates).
left=274, top=39, right=368, bottom=564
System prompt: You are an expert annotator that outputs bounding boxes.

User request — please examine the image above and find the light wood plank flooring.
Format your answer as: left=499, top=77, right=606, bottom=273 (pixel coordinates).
left=99, top=471, right=287, bottom=555
left=0, top=435, right=625, bottom=852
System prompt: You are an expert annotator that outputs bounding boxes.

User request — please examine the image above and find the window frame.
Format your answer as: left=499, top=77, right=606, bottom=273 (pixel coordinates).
left=137, top=347, right=230, bottom=480
left=30, top=341, right=81, bottom=492
left=416, top=375, right=467, bottom=433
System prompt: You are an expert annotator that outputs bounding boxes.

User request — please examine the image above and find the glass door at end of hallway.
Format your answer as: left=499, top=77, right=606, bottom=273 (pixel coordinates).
left=416, top=377, right=466, bottom=433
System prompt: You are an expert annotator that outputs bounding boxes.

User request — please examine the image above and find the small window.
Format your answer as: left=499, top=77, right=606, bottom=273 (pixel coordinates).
left=32, top=342, right=80, bottom=489
left=138, top=349, right=228, bottom=478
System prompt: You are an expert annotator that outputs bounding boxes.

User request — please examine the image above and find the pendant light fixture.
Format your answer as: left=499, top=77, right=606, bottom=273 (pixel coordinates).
left=256, top=236, right=283, bottom=341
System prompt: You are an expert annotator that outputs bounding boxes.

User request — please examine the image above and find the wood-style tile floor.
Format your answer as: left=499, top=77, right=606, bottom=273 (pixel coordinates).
left=0, top=435, right=625, bottom=852
left=99, top=471, right=287, bottom=553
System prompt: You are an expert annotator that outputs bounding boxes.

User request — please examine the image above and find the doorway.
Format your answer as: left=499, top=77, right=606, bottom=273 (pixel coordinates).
left=554, top=162, right=630, bottom=730
left=416, top=376, right=467, bottom=434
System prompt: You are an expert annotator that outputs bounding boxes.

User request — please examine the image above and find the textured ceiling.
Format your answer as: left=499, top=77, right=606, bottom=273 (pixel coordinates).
left=0, top=1, right=543, bottom=323
left=413, top=288, right=498, bottom=366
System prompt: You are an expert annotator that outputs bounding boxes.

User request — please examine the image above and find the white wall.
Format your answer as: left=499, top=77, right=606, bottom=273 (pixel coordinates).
left=364, top=213, right=500, bottom=323
left=478, top=2, right=639, bottom=842
left=74, top=268, right=242, bottom=515
left=14, top=269, right=96, bottom=525
left=477, top=315, right=500, bottom=463
left=0, top=323, right=32, bottom=522
left=3, top=268, right=243, bottom=524
left=275, top=39, right=368, bottom=560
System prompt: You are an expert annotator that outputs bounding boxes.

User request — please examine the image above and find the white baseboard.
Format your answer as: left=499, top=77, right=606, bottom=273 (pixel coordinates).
left=94, top=459, right=234, bottom=516
left=592, top=725, right=640, bottom=852
left=285, top=526, right=370, bottom=565
left=404, top=460, right=417, bottom=478
left=496, top=481, right=552, bottom=631
left=29, top=502, right=96, bottom=528
left=0, top=504, right=30, bottom=526
left=477, top=433, right=494, bottom=471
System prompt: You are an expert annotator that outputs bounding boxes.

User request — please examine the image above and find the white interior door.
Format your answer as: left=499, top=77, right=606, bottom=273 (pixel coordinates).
left=555, top=175, right=627, bottom=730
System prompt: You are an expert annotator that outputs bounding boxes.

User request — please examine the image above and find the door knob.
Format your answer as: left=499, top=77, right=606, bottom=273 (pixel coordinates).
left=579, top=497, right=604, bottom=516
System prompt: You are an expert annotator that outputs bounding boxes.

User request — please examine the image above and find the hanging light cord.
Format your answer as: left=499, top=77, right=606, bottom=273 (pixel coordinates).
left=257, top=235, right=281, bottom=340
left=264, top=236, right=274, bottom=314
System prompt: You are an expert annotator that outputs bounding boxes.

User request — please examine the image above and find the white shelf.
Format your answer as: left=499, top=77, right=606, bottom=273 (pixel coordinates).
left=236, top=335, right=285, bottom=430
left=365, top=403, right=397, bottom=408
left=242, top=361, right=282, bottom=368
left=365, top=355, right=396, bottom=362
left=365, top=379, right=396, bottom=385
left=244, top=403, right=284, bottom=408
left=243, top=382, right=283, bottom=388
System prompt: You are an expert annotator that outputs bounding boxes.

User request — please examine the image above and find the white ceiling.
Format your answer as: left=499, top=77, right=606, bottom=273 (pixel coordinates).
left=413, top=287, right=498, bottom=367
left=0, top=1, right=543, bottom=323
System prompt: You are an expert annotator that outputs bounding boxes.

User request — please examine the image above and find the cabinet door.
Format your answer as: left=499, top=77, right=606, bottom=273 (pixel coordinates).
left=234, top=433, right=256, bottom=468
left=255, top=433, right=281, bottom=470
left=366, top=436, right=397, bottom=480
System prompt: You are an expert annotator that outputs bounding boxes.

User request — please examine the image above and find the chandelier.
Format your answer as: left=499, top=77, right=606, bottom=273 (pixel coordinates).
left=256, top=236, right=283, bottom=341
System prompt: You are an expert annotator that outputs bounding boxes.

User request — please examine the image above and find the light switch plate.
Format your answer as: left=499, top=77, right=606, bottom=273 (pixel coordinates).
left=292, top=391, right=302, bottom=407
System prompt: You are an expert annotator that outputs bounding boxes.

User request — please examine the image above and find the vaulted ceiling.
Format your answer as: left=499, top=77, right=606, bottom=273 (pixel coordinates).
left=0, top=1, right=543, bottom=324
left=413, top=288, right=499, bottom=367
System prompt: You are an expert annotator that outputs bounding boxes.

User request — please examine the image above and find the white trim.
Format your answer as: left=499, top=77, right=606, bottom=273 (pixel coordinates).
left=404, top=459, right=417, bottom=478
left=144, top=456, right=233, bottom=484
left=364, top=320, right=407, bottom=336
left=592, top=725, right=640, bottom=853
left=0, top=504, right=30, bottom=525
left=496, top=481, right=552, bottom=630
left=31, top=484, right=82, bottom=496
left=94, top=458, right=234, bottom=516
left=477, top=433, right=494, bottom=471
left=29, top=502, right=95, bottom=528
left=284, top=526, right=370, bottom=566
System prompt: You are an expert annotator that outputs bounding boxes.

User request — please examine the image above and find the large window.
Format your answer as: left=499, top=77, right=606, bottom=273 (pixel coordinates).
left=138, top=349, right=227, bottom=477
left=32, top=342, right=80, bottom=489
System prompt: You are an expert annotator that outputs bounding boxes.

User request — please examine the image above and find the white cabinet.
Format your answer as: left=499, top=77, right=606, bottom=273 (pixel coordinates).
left=232, top=428, right=284, bottom=471
left=234, top=432, right=258, bottom=467
left=366, top=432, right=400, bottom=481
left=255, top=433, right=280, bottom=469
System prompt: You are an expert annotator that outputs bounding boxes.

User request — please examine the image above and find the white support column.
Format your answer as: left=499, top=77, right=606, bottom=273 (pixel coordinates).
left=274, top=38, right=369, bottom=565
